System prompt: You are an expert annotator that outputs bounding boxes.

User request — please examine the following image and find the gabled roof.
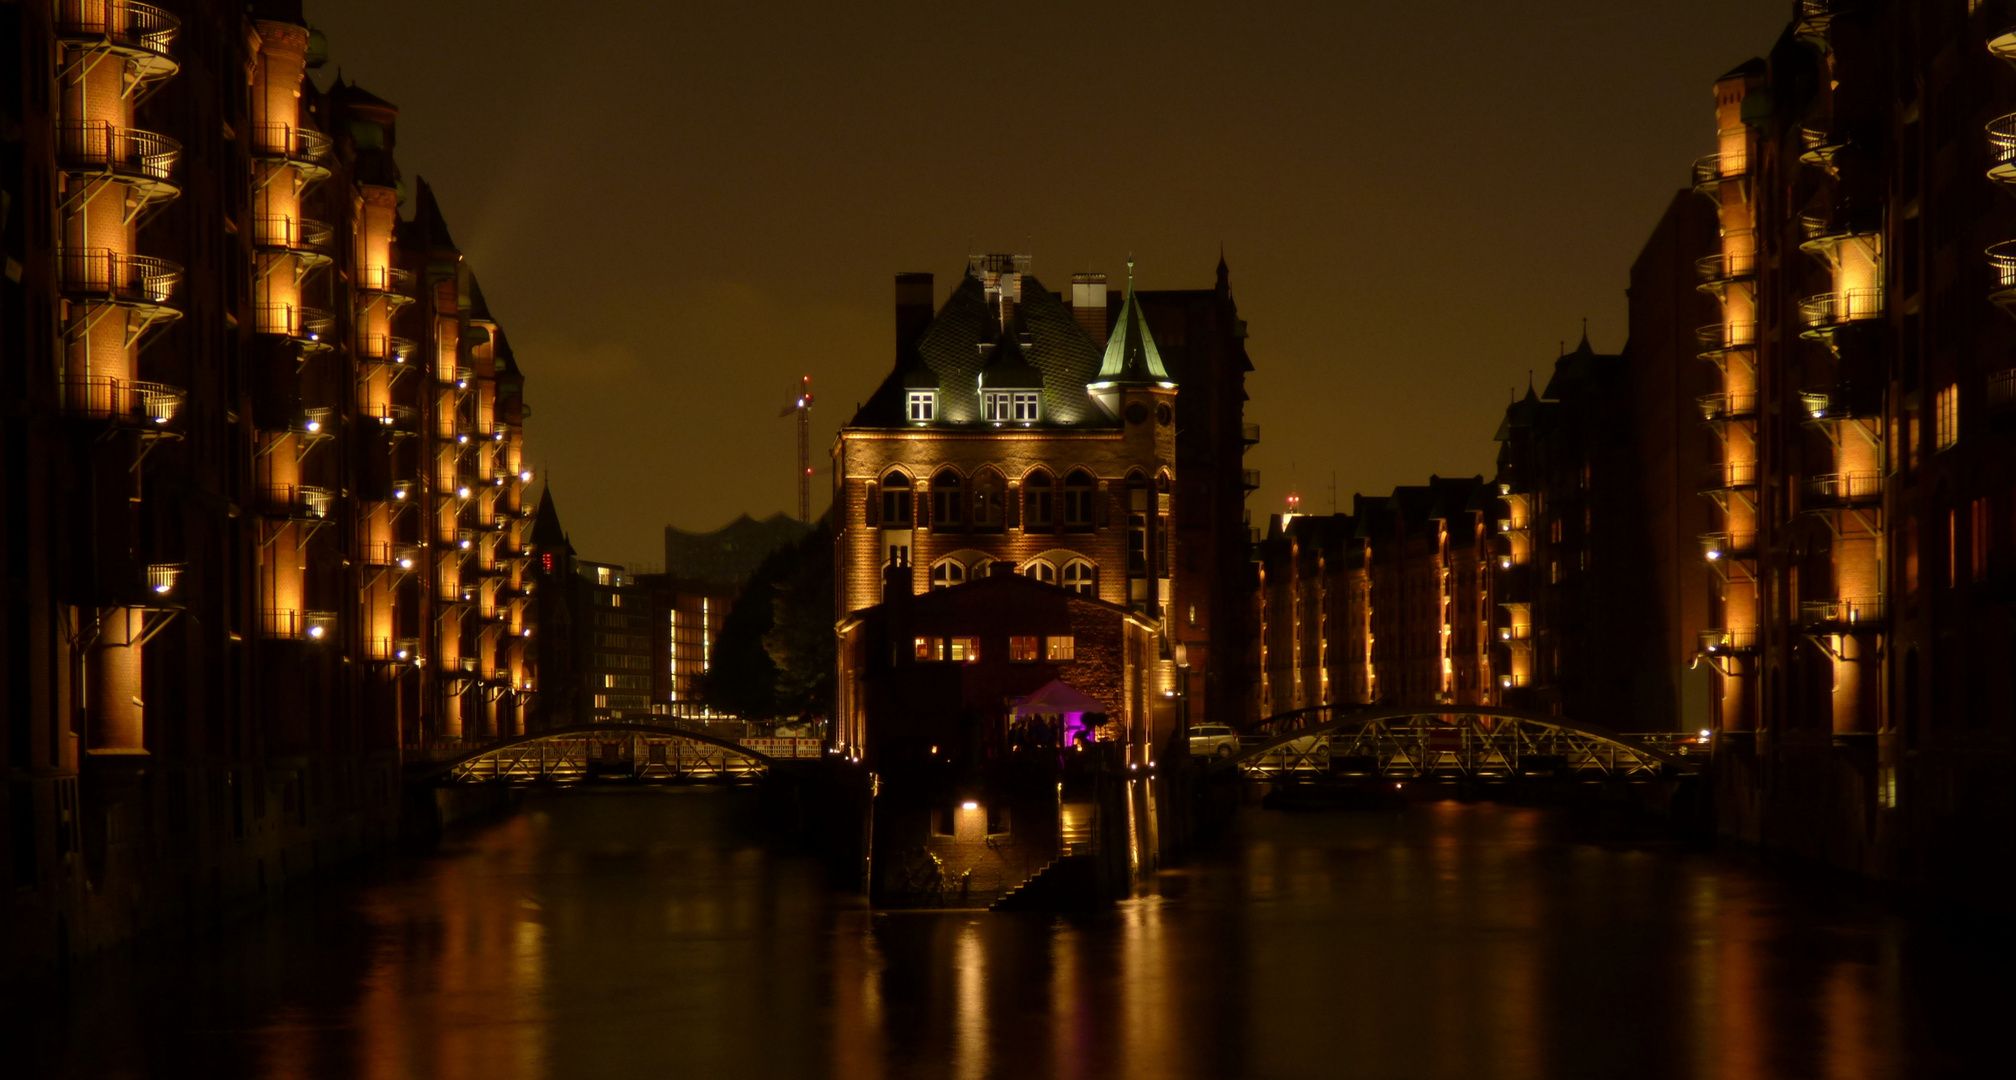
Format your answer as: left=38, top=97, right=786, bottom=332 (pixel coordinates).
left=978, top=330, right=1043, bottom=388
left=1095, top=265, right=1171, bottom=384
left=848, top=268, right=1108, bottom=427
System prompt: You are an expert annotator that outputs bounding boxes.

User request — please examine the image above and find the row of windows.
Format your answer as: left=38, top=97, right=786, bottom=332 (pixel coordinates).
left=602, top=673, right=651, bottom=690
left=873, top=468, right=1170, bottom=530
left=906, top=390, right=1042, bottom=423
left=925, top=555, right=1097, bottom=595
left=595, top=653, right=652, bottom=669
left=593, top=632, right=651, bottom=650
left=594, top=610, right=651, bottom=629
left=913, top=635, right=1075, bottom=662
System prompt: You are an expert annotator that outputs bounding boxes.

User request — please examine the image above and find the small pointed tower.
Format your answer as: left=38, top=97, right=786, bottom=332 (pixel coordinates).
left=1087, top=262, right=1179, bottom=619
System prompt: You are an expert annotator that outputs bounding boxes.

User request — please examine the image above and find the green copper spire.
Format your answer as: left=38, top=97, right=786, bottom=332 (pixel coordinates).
left=1095, top=260, right=1170, bottom=383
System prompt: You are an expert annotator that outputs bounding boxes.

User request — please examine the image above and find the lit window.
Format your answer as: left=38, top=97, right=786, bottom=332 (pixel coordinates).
left=1010, top=635, right=1039, bottom=661
left=931, top=470, right=962, bottom=527
left=1025, top=472, right=1054, bottom=528
left=914, top=637, right=943, bottom=661
left=880, top=472, right=912, bottom=525
left=971, top=469, right=1003, bottom=527
left=1062, top=559, right=1096, bottom=596
left=1046, top=635, right=1075, bottom=661
left=948, top=636, right=980, bottom=662
left=930, top=559, right=966, bottom=591
left=1063, top=469, right=1095, bottom=527
left=1023, top=559, right=1056, bottom=584
left=1935, top=383, right=1959, bottom=449
left=983, top=391, right=1012, bottom=421
left=1013, top=391, right=1040, bottom=421
left=907, top=391, right=935, bottom=422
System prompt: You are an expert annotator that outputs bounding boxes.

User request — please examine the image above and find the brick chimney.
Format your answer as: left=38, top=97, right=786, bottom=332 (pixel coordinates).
left=1071, top=272, right=1109, bottom=345
left=895, top=273, right=934, bottom=358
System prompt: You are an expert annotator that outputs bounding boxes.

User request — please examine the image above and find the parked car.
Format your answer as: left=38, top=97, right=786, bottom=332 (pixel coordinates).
left=1188, top=724, right=1241, bottom=757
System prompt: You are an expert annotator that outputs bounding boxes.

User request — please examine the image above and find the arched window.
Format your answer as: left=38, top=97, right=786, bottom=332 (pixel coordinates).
left=1063, top=469, right=1096, bottom=528
left=931, top=469, right=963, bottom=529
left=1062, top=559, right=1096, bottom=596
left=880, top=471, right=912, bottom=526
left=1126, top=471, right=1150, bottom=575
left=1025, top=470, right=1054, bottom=529
left=972, top=468, right=1003, bottom=529
left=1022, top=559, right=1056, bottom=585
left=970, top=557, right=994, bottom=580
left=930, top=558, right=966, bottom=591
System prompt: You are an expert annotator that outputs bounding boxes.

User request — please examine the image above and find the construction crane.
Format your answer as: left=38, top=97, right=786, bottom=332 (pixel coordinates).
left=779, top=376, right=813, bottom=523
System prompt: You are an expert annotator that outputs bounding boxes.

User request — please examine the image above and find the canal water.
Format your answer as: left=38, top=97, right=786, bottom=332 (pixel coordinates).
left=13, top=788, right=2008, bottom=1080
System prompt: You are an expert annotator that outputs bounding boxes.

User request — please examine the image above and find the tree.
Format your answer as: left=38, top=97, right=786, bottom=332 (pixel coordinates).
left=698, top=513, right=834, bottom=720
left=764, top=517, right=835, bottom=718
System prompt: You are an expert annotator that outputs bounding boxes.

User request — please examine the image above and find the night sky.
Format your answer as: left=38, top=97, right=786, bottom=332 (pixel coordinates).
left=308, top=0, right=1789, bottom=568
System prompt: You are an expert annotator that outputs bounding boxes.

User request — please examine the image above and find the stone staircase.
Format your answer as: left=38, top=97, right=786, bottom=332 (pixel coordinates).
left=989, top=853, right=1101, bottom=912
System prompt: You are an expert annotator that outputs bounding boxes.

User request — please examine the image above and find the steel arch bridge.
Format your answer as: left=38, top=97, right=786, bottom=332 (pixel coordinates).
left=1210, top=705, right=1702, bottom=781
left=424, top=724, right=782, bottom=784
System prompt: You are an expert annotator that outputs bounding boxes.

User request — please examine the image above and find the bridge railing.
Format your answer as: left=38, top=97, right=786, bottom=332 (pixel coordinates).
left=1224, top=708, right=1699, bottom=781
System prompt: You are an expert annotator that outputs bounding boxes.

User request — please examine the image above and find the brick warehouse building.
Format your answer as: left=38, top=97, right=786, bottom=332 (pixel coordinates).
left=832, top=254, right=1255, bottom=751
left=2, top=0, right=543, bottom=971
left=830, top=253, right=1252, bottom=896
left=1685, top=2, right=2015, bottom=906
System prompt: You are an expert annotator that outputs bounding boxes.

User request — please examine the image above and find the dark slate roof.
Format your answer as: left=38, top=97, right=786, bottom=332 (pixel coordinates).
left=848, top=270, right=1109, bottom=427
left=978, top=332, right=1043, bottom=388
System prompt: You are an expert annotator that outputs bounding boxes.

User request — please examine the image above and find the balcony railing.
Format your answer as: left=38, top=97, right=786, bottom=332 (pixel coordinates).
left=1798, top=384, right=1880, bottom=421
left=357, top=265, right=415, bottom=295
left=255, top=302, right=335, bottom=342
left=1241, top=469, right=1261, bottom=491
left=59, top=248, right=181, bottom=306
left=146, top=562, right=183, bottom=597
left=1804, top=471, right=1882, bottom=506
left=252, top=123, right=333, bottom=167
left=56, top=121, right=179, bottom=183
left=1700, top=460, right=1760, bottom=493
left=1801, top=597, right=1885, bottom=629
left=358, top=334, right=417, bottom=363
left=54, top=1, right=179, bottom=68
left=1497, top=625, right=1532, bottom=641
left=261, top=483, right=334, bottom=520
left=1987, top=242, right=2016, bottom=309
left=1699, top=531, right=1757, bottom=561
left=360, top=541, right=424, bottom=570
left=1691, top=152, right=1746, bottom=189
left=1799, top=289, right=1885, bottom=329
left=1990, top=368, right=2016, bottom=414
left=363, top=636, right=423, bottom=662
left=363, top=403, right=418, bottom=432
left=261, top=610, right=338, bottom=641
left=1696, top=321, right=1756, bottom=352
left=1696, top=392, right=1757, bottom=421
left=1694, top=245, right=1756, bottom=283
left=1241, top=422, right=1260, bottom=445
left=58, top=375, right=183, bottom=426
left=252, top=214, right=334, bottom=253
left=1987, top=113, right=2016, bottom=184
left=1698, top=629, right=1758, bottom=655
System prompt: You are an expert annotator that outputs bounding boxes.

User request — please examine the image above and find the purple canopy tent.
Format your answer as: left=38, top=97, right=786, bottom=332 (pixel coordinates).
left=1012, top=679, right=1110, bottom=745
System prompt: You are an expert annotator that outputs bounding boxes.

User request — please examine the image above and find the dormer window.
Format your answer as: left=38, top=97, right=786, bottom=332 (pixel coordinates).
left=985, top=390, right=1038, bottom=422
left=907, top=391, right=935, bottom=422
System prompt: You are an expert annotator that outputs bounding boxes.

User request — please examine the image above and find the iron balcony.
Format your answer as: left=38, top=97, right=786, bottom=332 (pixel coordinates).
left=58, top=375, right=184, bottom=427
left=1800, top=597, right=1885, bottom=632
left=1803, top=471, right=1883, bottom=508
left=1698, top=629, right=1758, bottom=656
left=53, top=0, right=179, bottom=80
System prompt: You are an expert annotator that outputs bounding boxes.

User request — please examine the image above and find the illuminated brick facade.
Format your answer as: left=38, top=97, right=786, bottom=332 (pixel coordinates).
left=1, top=0, right=541, bottom=970
left=1683, top=2, right=2016, bottom=904
left=834, top=254, right=1256, bottom=756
